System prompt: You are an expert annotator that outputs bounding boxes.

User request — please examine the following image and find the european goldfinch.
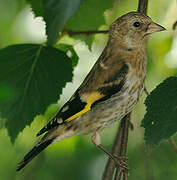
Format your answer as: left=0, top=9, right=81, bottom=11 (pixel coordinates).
left=17, top=11, right=165, bottom=171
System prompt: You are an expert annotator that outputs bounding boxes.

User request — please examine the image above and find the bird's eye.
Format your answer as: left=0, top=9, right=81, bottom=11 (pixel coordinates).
left=133, top=22, right=141, bottom=27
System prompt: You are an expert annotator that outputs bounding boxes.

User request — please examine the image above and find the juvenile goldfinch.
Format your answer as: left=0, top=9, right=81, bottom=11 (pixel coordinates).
left=17, top=11, right=165, bottom=171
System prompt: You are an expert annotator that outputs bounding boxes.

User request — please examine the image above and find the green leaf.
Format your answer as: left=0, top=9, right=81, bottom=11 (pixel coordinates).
left=56, top=44, right=79, bottom=67
left=27, top=0, right=44, bottom=17
left=0, top=44, right=73, bottom=143
left=44, top=0, right=84, bottom=46
left=73, top=35, right=94, bottom=50
left=65, top=0, right=114, bottom=47
left=142, top=77, right=177, bottom=145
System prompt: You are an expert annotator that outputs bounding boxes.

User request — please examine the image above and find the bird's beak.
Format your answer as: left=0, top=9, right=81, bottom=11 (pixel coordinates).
left=146, top=22, right=166, bottom=34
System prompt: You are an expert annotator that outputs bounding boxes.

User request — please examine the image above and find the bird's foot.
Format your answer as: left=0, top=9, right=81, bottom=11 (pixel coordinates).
left=91, top=132, right=129, bottom=171
left=112, top=155, right=129, bottom=171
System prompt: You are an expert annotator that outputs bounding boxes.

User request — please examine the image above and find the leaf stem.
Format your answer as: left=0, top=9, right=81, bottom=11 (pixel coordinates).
left=168, top=138, right=177, bottom=154
left=144, top=86, right=150, bottom=96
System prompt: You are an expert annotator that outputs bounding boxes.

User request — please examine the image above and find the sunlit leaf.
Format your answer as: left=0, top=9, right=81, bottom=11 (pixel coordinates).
left=0, top=44, right=73, bottom=142
left=142, top=77, right=177, bottom=145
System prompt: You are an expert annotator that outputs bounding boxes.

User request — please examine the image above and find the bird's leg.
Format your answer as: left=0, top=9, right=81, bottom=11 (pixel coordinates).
left=91, top=132, right=128, bottom=170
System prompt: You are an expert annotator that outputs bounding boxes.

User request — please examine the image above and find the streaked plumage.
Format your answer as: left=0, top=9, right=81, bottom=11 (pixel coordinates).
left=17, top=12, right=165, bottom=171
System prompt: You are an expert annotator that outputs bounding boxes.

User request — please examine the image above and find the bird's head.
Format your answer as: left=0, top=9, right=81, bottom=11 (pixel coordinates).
left=109, top=12, right=166, bottom=48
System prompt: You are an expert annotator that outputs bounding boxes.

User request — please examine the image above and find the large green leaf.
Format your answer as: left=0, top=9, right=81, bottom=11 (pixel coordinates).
left=142, top=77, right=177, bottom=145
left=44, top=0, right=84, bottom=46
left=0, top=44, right=73, bottom=142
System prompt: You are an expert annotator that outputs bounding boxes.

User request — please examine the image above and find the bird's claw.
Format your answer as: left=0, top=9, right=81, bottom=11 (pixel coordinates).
left=112, top=155, right=129, bottom=171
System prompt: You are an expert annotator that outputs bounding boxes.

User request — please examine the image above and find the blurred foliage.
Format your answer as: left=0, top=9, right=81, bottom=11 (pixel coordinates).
left=0, top=0, right=177, bottom=180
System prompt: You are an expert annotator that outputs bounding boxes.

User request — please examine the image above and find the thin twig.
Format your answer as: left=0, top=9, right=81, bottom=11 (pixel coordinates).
left=168, top=138, right=177, bottom=153
left=173, top=21, right=177, bottom=30
left=115, top=170, right=123, bottom=180
left=137, top=0, right=148, bottom=14
left=144, top=86, right=150, bottom=96
left=57, top=29, right=108, bottom=42
left=63, top=29, right=109, bottom=37
left=102, top=119, right=124, bottom=180
left=123, top=172, right=128, bottom=180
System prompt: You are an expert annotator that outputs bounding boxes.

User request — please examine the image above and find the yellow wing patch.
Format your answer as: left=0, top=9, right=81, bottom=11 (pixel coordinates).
left=65, top=92, right=105, bottom=122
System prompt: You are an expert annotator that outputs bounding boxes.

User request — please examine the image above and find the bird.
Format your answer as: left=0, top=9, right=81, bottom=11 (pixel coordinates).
left=17, top=11, right=165, bottom=171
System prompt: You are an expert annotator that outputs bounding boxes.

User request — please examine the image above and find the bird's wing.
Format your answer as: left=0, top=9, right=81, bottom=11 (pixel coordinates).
left=37, top=60, right=129, bottom=136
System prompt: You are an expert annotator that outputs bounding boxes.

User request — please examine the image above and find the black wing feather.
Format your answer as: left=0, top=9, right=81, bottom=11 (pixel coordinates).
left=37, top=91, right=86, bottom=136
left=17, top=138, right=54, bottom=171
left=36, top=117, right=59, bottom=136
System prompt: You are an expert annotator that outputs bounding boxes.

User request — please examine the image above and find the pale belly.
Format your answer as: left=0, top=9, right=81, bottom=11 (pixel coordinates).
left=75, top=77, right=145, bottom=135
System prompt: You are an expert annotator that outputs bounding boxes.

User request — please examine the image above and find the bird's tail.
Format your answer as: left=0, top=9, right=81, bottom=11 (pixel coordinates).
left=17, top=122, right=76, bottom=171
left=16, top=138, right=54, bottom=171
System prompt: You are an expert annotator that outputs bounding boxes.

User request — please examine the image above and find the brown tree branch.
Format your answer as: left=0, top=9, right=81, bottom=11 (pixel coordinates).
left=102, top=114, right=130, bottom=180
left=57, top=29, right=108, bottom=42
left=137, top=0, right=148, bottom=14
left=102, top=120, right=124, bottom=180
left=114, top=114, right=130, bottom=180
